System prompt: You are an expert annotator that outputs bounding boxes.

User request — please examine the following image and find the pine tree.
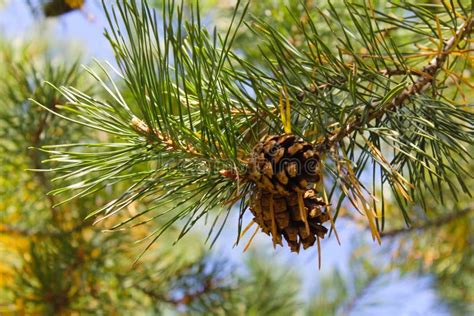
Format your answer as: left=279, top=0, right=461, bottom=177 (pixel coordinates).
left=1, top=0, right=473, bottom=314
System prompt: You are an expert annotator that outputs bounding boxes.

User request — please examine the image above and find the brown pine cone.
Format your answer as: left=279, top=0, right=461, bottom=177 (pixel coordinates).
left=246, top=134, right=329, bottom=252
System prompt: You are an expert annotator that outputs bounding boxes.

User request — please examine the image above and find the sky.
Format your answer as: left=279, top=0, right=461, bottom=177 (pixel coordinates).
left=0, top=1, right=451, bottom=315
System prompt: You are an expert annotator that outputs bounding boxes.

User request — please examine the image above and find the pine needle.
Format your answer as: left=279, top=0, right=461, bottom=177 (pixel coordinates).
left=297, top=190, right=310, bottom=235
left=323, top=187, right=341, bottom=246
left=279, top=87, right=292, bottom=134
left=235, top=219, right=255, bottom=248
left=239, top=220, right=256, bottom=240
left=243, top=225, right=259, bottom=253
left=316, top=236, right=321, bottom=270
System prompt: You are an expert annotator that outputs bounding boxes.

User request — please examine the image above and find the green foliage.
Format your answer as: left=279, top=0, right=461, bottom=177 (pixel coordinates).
left=34, top=0, right=473, bottom=249
left=1, top=0, right=473, bottom=314
left=236, top=0, right=473, bottom=228
left=0, top=40, right=89, bottom=230
left=0, top=26, right=302, bottom=316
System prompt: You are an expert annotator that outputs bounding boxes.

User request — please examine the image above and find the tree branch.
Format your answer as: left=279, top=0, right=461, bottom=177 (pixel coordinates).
left=222, top=17, right=473, bottom=180
left=136, top=279, right=219, bottom=307
left=319, top=16, right=473, bottom=150
left=130, top=116, right=200, bottom=156
left=381, top=204, right=473, bottom=238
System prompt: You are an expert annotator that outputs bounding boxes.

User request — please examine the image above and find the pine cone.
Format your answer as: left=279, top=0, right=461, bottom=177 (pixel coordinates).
left=43, top=0, right=84, bottom=17
left=247, top=134, right=329, bottom=252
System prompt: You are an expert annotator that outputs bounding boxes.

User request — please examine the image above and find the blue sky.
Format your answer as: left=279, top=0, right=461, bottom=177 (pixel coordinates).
left=0, top=1, right=451, bottom=315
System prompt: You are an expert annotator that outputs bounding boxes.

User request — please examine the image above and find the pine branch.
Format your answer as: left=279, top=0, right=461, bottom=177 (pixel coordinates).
left=136, top=279, right=219, bottom=307
left=31, top=0, right=473, bottom=252
left=130, top=116, right=200, bottom=156
left=381, top=204, right=473, bottom=238
left=320, top=16, right=474, bottom=150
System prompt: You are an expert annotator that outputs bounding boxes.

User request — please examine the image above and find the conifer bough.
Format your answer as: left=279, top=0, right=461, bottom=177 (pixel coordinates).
left=318, top=16, right=474, bottom=150
left=35, top=0, right=474, bottom=259
left=223, top=13, right=473, bottom=251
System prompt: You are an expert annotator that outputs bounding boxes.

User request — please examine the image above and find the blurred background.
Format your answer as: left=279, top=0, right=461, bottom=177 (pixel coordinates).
left=0, top=1, right=472, bottom=315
